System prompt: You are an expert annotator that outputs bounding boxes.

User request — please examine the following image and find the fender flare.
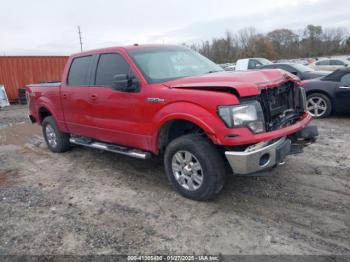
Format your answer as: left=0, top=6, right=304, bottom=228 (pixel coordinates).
left=150, top=102, right=221, bottom=153
left=36, top=97, right=68, bottom=132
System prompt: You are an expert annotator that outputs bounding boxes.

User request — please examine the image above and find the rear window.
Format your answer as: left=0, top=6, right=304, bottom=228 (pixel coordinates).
left=67, top=56, right=92, bottom=86
left=330, top=60, right=345, bottom=66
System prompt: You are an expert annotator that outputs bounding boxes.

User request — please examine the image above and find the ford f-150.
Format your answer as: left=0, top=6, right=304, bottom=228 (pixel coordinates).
left=26, top=44, right=318, bottom=200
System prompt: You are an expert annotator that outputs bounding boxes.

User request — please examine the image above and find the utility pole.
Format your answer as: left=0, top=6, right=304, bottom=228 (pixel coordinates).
left=78, top=26, right=83, bottom=52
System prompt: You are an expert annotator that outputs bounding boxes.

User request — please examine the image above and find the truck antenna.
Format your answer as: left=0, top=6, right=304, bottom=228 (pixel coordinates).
left=78, top=26, right=83, bottom=52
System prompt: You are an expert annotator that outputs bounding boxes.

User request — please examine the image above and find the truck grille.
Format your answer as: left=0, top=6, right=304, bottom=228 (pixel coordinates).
left=258, top=81, right=306, bottom=131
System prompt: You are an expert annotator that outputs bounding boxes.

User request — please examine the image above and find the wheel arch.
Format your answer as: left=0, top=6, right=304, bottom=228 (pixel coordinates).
left=38, top=106, right=53, bottom=123
left=306, top=89, right=333, bottom=104
left=154, top=116, right=218, bottom=155
left=36, top=103, right=68, bottom=133
left=306, top=89, right=334, bottom=107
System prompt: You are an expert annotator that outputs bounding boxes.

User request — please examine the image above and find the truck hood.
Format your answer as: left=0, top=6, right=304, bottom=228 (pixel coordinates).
left=163, top=69, right=299, bottom=97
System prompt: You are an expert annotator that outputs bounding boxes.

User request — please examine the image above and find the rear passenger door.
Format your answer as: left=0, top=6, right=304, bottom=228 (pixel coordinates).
left=60, top=55, right=94, bottom=136
left=87, top=53, right=146, bottom=148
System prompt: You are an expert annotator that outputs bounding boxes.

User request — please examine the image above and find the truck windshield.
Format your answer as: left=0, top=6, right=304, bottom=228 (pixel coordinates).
left=128, top=47, right=223, bottom=83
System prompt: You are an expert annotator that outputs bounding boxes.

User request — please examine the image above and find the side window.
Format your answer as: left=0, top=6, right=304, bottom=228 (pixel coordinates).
left=67, top=56, right=92, bottom=86
left=340, top=74, right=350, bottom=87
left=280, top=65, right=292, bottom=73
left=317, top=60, right=330, bottom=66
left=95, top=53, right=131, bottom=86
left=248, top=59, right=261, bottom=69
left=331, top=60, right=345, bottom=66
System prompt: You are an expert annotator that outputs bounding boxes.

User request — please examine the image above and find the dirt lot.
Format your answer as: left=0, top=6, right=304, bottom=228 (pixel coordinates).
left=0, top=105, right=349, bottom=256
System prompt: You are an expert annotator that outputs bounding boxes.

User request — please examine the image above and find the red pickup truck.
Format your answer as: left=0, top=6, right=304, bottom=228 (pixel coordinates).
left=27, top=44, right=318, bottom=200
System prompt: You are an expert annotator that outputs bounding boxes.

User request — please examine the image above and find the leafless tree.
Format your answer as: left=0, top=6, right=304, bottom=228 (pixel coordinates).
left=189, top=25, right=350, bottom=63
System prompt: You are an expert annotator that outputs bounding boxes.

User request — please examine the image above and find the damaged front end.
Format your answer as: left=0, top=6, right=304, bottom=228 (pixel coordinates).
left=258, top=81, right=307, bottom=131
left=224, top=80, right=318, bottom=175
left=225, top=125, right=318, bottom=175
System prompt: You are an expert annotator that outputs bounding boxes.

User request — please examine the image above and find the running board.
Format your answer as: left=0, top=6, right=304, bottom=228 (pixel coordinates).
left=69, top=137, right=151, bottom=160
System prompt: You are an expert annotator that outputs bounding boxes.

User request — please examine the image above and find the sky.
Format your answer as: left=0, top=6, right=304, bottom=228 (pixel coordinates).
left=0, top=0, right=349, bottom=55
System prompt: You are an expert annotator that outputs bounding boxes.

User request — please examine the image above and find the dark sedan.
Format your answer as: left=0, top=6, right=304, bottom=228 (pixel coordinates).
left=302, top=68, right=350, bottom=118
left=260, top=63, right=329, bottom=80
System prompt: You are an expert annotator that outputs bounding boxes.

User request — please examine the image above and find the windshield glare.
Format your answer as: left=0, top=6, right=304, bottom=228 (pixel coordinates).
left=128, top=47, right=223, bottom=83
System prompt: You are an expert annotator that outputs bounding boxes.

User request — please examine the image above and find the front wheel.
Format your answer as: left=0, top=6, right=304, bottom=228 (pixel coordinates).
left=306, top=93, right=332, bottom=118
left=164, top=134, right=226, bottom=201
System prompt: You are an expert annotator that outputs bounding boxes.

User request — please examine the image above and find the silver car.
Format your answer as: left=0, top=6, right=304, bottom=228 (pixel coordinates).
left=310, top=59, right=350, bottom=71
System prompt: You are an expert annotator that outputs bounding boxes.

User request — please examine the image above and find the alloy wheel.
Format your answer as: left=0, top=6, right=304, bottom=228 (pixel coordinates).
left=171, top=150, right=204, bottom=191
left=45, top=124, right=58, bottom=148
left=307, top=96, right=327, bottom=118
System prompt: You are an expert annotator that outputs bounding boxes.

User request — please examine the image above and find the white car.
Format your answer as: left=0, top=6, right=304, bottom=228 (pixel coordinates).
left=309, top=59, right=350, bottom=71
left=235, top=58, right=272, bottom=71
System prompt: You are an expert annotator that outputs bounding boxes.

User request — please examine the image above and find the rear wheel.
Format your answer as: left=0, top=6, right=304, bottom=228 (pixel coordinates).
left=164, top=134, right=226, bottom=201
left=306, top=93, right=332, bottom=118
left=42, top=116, right=71, bottom=152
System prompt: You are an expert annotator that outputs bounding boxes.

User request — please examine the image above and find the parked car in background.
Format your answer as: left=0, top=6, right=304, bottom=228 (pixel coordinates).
left=218, top=63, right=236, bottom=71
left=259, top=63, right=329, bottom=80
left=223, top=64, right=236, bottom=71
left=235, top=58, right=272, bottom=70
left=218, top=63, right=230, bottom=69
left=302, top=68, right=350, bottom=118
left=309, top=58, right=350, bottom=71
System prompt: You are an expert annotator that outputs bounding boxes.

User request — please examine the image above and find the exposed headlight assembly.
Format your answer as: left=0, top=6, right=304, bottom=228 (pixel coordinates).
left=218, top=101, right=265, bottom=133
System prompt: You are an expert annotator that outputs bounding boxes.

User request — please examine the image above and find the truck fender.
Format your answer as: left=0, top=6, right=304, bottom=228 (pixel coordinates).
left=151, top=102, right=221, bottom=153
left=36, top=97, right=68, bottom=132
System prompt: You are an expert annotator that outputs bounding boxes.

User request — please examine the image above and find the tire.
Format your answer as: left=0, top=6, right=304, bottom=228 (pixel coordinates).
left=306, top=93, right=332, bottom=118
left=42, top=116, right=71, bottom=153
left=164, top=134, right=226, bottom=201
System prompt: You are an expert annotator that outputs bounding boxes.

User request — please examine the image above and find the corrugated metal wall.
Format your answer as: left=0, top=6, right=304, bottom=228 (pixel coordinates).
left=0, top=56, right=68, bottom=102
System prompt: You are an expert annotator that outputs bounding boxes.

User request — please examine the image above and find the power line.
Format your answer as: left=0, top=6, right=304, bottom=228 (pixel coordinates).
left=78, top=26, right=83, bottom=52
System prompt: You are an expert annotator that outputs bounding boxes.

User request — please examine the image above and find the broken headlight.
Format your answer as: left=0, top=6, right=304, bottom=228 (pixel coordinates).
left=218, top=101, right=265, bottom=133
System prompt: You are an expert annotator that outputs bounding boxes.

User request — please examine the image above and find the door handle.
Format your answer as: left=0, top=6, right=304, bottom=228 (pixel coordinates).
left=339, top=86, right=350, bottom=89
left=89, top=94, right=98, bottom=101
left=62, top=93, right=68, bottom=99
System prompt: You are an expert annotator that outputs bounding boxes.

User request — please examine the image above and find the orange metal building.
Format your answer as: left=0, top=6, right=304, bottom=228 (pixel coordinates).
left=0, top=56, right=68, bottom=102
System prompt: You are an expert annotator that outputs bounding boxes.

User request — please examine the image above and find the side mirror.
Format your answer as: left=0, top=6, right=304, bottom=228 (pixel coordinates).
left=112, top=74, right=139, bottom=92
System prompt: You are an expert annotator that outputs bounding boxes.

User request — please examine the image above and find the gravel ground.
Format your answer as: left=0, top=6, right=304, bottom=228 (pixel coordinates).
left=0, top=105, right=349, bottom=256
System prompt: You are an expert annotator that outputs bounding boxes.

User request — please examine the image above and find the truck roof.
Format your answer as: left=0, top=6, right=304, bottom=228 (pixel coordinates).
left=71, top=44, right=185, bottom=57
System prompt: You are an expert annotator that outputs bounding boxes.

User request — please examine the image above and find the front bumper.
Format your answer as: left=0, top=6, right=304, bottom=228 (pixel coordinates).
left=225, top=125, right=318, bottom=175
